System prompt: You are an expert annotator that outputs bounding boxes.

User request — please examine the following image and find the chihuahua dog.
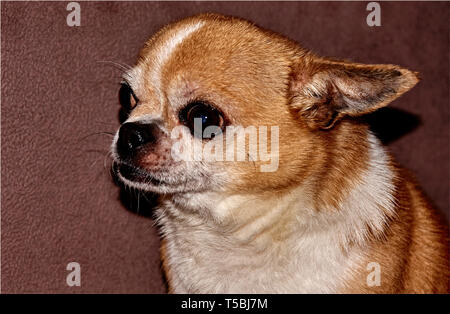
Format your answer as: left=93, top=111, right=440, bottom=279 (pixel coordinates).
left=111, top=14, right=449, bottom=293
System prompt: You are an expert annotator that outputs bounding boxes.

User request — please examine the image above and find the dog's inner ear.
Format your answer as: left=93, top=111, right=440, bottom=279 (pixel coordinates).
left=289, top=55, right=419, bottom=129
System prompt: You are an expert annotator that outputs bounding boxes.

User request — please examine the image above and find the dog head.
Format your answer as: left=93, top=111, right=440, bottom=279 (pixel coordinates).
left=111, top=13, right=418, bottom=199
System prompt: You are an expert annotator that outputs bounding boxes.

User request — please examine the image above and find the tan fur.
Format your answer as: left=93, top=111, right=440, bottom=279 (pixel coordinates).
left=113, top=13, right=449, bottom=293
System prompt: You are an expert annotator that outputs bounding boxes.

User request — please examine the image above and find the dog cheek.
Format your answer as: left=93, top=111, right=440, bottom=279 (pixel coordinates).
left=138, top=139, right=174, bottom=171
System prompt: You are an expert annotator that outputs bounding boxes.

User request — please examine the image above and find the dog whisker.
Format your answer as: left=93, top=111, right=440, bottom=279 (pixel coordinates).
left=76, top=131, right=115, bottom=144
left=96, top=60, right=133, bottom=74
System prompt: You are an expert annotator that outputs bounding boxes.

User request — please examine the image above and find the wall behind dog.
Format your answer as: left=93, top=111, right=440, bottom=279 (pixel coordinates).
left=1, top=1, right=448, bottom=293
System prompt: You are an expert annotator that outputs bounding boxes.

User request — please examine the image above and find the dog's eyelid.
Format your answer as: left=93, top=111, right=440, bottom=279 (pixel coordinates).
left=119, top=81, right=140, bottom=112
left=120, top=80, right=140, bottom=104
left=131, top=92, right=139, bottom=104
left=183, top=99, right=219, bottom=113
left=120, top=79, right=131, bottom=89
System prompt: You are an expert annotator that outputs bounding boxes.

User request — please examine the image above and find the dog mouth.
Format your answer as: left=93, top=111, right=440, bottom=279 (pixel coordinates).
left=113, top=159, right=217, bottom=195
left=114, top=162, right=165, bottom=186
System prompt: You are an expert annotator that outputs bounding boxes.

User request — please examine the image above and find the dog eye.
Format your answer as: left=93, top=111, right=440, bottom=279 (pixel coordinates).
left=118, top=82, right=138, bottom=111
left=179, top=102, right=224, bottom=137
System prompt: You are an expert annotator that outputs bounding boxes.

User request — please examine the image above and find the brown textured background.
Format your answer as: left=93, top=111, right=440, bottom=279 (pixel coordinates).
left=1, top=1, right=448, bottom=293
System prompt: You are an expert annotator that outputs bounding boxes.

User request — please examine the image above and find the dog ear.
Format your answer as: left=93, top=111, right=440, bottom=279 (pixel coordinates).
left=289, top=54, right=420, bottom=129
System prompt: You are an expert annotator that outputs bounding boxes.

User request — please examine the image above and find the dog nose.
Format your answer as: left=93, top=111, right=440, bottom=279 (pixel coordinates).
left=116, top=122, right=157, bottom=158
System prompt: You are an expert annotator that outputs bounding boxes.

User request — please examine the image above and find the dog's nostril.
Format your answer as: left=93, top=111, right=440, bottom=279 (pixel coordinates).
left=117, top=122, right=157, bottom=158
left=128, top=127, right=147, bottom=148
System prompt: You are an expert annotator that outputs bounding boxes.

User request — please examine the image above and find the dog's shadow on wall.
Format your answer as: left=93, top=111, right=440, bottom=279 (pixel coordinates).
left=364, top=107, right=421, bottom=145
left=111, top=165, right=158, bottom=218
left=113, top=107, right=421, bottom=218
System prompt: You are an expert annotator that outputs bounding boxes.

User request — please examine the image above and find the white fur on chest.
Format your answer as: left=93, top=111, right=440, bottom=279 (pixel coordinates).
left=155, top=133, right=395, bottom=293
left=159, top=212, right=364, bottom=293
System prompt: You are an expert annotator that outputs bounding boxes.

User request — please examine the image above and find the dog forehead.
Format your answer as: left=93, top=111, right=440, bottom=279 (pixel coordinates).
left=163, top=20, right=287, bottom=71
left=127, top=19, right=205, bottom=95
left=135, top=16, right=290, bottom=82
left=140, top=15, right=256, bottom=63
